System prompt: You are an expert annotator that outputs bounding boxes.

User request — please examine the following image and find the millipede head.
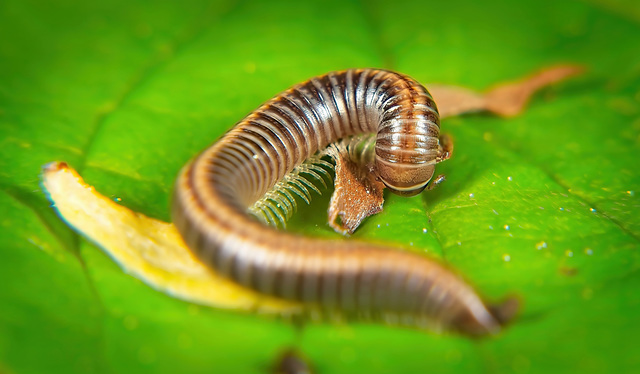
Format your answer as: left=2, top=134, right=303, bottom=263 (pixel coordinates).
left=375, top=159, right=436, bottom=197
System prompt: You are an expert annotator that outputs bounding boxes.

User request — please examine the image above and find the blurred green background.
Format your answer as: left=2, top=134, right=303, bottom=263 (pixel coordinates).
left=1, top=0, right=639, bottom=373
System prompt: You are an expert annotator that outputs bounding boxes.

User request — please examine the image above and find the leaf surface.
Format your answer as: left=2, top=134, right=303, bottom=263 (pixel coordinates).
left=1, top=0, right=639, bottom=373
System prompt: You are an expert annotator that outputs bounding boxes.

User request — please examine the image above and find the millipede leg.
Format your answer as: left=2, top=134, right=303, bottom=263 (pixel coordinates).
left=436, top=133, right=453, bottom=163
left=426, top=174, right=446, bottom=191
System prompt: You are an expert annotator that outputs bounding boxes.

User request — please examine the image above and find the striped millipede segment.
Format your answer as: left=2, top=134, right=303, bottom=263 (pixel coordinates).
left=172, top=69, right=508, bottom=335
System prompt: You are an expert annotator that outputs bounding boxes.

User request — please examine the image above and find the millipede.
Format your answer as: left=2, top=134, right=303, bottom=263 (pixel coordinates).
left=172, top=68, right=516, bottom=336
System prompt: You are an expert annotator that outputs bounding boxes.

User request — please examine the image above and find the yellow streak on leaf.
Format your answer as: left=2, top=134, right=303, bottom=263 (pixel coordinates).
left=40, top=162, right=302, bottom=316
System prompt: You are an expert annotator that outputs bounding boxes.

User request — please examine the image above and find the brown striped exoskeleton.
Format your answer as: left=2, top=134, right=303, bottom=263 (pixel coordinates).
left=172, top=69, right=516, bottom=336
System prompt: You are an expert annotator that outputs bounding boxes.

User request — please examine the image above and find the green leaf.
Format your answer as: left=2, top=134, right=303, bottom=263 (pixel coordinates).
left=1, top=0, right=638, bottom=373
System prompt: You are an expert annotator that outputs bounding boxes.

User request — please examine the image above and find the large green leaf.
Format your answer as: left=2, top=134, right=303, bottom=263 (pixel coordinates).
left=1, top=0, right=638, bottom=373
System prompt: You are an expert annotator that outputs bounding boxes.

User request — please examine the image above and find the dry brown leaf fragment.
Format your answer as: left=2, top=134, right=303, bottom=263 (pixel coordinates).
left=430, top=65, right=584, bottom=118
left=324, top=139, right=386, bottom=235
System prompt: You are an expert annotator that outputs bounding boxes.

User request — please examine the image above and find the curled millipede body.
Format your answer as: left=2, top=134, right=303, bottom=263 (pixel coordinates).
left=172, top=69, right=515, bottom=336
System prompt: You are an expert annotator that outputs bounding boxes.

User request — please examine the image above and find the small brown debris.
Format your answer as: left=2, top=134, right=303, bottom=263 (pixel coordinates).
left=273, top=349, right=313, bottom=374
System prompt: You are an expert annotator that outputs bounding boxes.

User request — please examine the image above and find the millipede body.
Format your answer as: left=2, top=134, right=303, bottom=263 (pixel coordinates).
left=172, top=69, right=515, bottom=336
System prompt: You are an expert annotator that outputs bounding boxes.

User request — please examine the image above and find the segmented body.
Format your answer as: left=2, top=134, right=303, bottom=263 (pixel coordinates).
left=172, top=69, right=507, bottom=335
